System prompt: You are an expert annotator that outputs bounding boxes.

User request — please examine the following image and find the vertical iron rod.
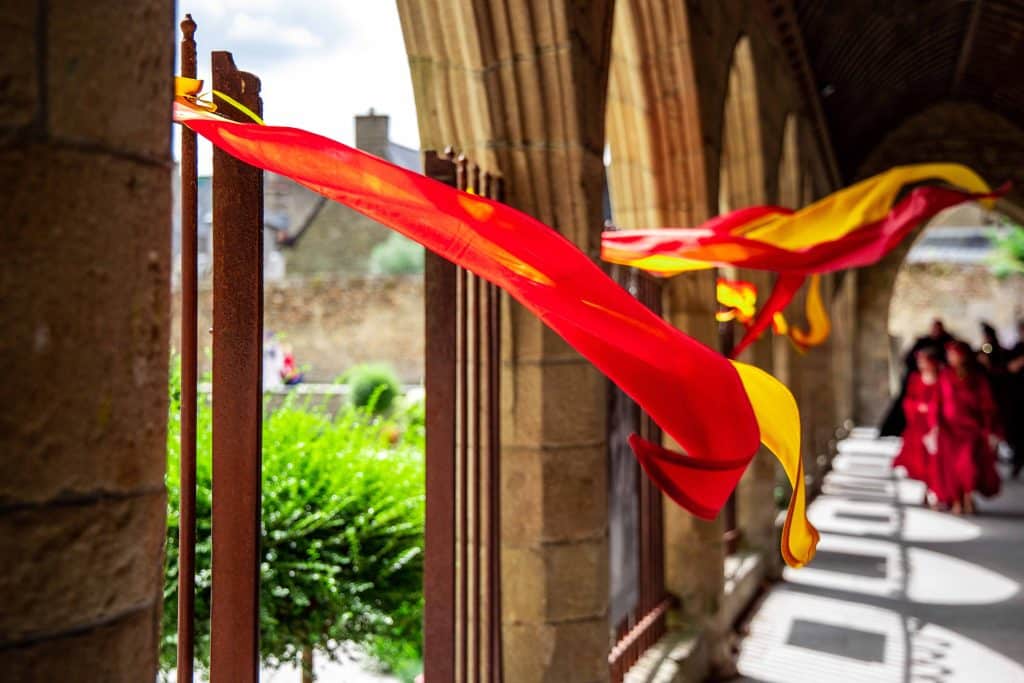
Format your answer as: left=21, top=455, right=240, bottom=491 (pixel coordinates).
left=470, top=164, right=484, bottom=681
left=456, top=155, right=470, bottom=682
left=422, top=152, right=458, bottom=683
left=210, top=51, right=263, bottom=683
left=490, top=176, right=505, bottom=683
left=177, top=15, right=198, bottom=683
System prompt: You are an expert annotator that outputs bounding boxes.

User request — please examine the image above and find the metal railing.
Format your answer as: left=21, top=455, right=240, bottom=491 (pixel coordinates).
left=607, top=268, right=671, bottom=683
left=423, top=150, right=505, bottom=683
left=177, top=16, right=265, bottom=682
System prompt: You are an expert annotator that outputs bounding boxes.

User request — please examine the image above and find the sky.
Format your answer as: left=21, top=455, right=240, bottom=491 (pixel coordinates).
left=175, top=1, right=419, bottom=174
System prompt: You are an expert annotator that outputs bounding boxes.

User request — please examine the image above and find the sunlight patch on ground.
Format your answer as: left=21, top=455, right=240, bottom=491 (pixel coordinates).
left=737, top=590, right=1024, bottom=683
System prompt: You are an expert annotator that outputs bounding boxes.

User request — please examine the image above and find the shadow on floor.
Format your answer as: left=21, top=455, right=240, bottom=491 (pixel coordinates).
left=733, top=429, right=1024, bottom=683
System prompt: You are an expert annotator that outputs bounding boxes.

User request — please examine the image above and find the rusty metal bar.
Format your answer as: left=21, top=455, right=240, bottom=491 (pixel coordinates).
left=424, top=150, right=504, bottom=682
left=176, top=14, right=198, bottom=683
left=210, top=51, right=263, bottom=683
left=468, top=163, right=483, bottom=681
left=422, top=151, right=458, bottom=683
left=608, top=597, right=674, bottom=672
left=488, top=175, right=505, bottom=683
left=455, top=153, right=470, bottom=682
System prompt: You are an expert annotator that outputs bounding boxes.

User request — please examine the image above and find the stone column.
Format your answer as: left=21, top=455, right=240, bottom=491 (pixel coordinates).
left=663, top=274, right=725, bottom=620
left=399, top=3, right=616, bottom=681
left=0, top=2, right=173, bottom=680
left=733, top=270, right=779, bottom=559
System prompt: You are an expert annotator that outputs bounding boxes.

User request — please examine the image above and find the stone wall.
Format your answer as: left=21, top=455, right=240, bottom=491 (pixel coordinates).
left=170, top=275, right=425, bottom=383
left=853, top=102, right=1024, bottom=423
left=0, top=1, right=172, bottom=679
left=890, top=264, right=1024, bottom=356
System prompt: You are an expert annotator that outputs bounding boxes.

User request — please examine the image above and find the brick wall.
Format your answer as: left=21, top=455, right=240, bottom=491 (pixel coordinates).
left=890, top=264, right=1024, bottom=354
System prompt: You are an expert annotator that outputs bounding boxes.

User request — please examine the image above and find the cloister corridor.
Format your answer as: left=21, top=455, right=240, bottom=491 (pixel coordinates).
left=734, top=429, right=1024, bottom=683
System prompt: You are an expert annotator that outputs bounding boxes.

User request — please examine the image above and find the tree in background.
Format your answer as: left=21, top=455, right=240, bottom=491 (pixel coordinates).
left=163, top=364, right=424, bottom=681
left=989, top=221, right=1024, bottom=278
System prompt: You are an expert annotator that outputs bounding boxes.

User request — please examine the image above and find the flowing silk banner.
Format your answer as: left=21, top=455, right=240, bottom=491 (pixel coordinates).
left=173, top=94, right=817, bottom=566
left=716, top=276, right=827, bottom=351
left=602, top=164, right=1000, bottom=356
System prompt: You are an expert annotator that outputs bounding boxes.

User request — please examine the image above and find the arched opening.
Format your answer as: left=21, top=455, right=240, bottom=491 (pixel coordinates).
left=853, top=102, right=1024, bottom=425
left=864, top=200, right=1024, bottom=428
left=717, top=36, right=778, bottom=559
left=718, top=37, right=764, bottom=215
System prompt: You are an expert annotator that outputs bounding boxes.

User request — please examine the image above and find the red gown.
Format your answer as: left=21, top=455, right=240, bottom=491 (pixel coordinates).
left=893, top=372, right=938, bottom=484
left=934, top=368, right=1002, bottom=503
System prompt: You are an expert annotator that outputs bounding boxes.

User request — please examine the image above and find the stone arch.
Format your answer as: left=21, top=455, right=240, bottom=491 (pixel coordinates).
left=777, top=114, right=802, bottom=209
left=397, top=4, right=618, bottom=679
left=605, top=0, right=708, bottom=229
left=718, top=36, right=765, bottom=213
left=852, top=102, right=1024, bottom=425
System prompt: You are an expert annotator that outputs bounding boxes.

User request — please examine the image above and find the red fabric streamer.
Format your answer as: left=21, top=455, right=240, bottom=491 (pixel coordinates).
left=174, top=103, right=762, bottom=519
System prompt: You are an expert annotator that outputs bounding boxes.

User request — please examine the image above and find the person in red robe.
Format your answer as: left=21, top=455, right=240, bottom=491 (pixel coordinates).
left=893, top=347, right=942, bottom=499
left=937, top=341, right=1002, bottom=514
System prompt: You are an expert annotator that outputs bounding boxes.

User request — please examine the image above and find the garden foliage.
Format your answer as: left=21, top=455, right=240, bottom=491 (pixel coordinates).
left=163, top=362, right=424, bottom=679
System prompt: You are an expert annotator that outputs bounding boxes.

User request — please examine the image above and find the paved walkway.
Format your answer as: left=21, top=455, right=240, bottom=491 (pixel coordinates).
left=735, top=428, right=1024, bottom=683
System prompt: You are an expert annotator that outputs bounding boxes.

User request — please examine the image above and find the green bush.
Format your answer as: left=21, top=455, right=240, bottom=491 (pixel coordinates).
left=989, top=223, right=1024, bottom=278
left=369, top=233, right=425, bottom=275
left=347, top=363, right=401, bottom=414
left=163, top=365, right=424, bottom=680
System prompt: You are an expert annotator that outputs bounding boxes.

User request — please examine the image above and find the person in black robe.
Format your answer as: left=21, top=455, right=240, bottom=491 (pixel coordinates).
left=1005, top=320, right=1024, bottom=478
left=880, top=319, right=956, bottom=437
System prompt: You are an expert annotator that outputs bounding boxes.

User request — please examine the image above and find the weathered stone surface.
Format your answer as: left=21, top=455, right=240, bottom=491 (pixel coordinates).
left=47, top=0, right=172, bottom=160
left=664, top=508, right=724, bottom=621
left=171, top=274, right=425, bottom=382
left=0, top=2, right=170, bottom=677
left=0, top=147, right=170, bottom=505
left=3, top=603, right=160, bottom=683
left=0, top=492, right=166, bottom=644
left=736, top=448, right=778, bottom=554
left=0, top=0, right=37, bottom=130
left=501, top=443, right=607, bottom=546
left=502, top=357, right=606, bottom=449
left=504, top=617, right=609, bottom=683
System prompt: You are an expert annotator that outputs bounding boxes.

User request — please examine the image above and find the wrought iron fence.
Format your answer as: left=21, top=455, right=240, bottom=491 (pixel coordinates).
left=177, top=16, right=265, bottom=682
left=423, top=150, right=505, bottom=683
left=606, top=267, right=672, bottom=682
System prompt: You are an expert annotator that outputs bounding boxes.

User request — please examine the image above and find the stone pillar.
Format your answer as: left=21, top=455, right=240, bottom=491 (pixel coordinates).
left=399, top=3, right=616, bottom=681
left=733, top=270, right=779, bottom=558
left=0, top=2, right=172, bottom=680
left=855, top=258, right=900, bottom=426
left=832, top=271, right=858, bottom=426
left=663, top=273, right=725, bottom=620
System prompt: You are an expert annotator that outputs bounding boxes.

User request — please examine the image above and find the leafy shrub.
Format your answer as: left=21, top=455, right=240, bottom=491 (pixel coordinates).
left=347, top=363, right=401, bottom=414
left=369, top=233, right=425, bottom=275
left=163, top=364, right=424, bottom=679
left=989, top=223, right=1024, bottom=278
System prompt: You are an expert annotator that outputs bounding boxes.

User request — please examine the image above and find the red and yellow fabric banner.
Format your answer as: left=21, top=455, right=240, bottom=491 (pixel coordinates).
left=717, top=275, right=830, bottom=352
left=173, top=86, right=817, bottom=566
left=602, top=164, right=1000, bottom=356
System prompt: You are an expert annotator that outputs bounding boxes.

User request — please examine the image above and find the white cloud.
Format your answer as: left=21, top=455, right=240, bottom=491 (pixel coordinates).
left=175, top=1, right=420, bottom=175
left=227, top=14, right=324, bottom=49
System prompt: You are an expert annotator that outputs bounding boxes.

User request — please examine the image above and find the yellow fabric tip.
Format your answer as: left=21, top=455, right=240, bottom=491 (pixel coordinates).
left=789, top=273, right=831, bottom=349
left=730, top=360, right=819, bottom=567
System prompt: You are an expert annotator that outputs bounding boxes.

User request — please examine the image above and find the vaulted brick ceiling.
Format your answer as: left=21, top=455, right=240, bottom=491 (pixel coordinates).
left=793, top=0, right=1024, bottom=179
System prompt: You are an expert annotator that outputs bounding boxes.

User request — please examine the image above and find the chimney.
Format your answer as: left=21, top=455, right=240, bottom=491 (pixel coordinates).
left=355, top=108, right=389, bottom=158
